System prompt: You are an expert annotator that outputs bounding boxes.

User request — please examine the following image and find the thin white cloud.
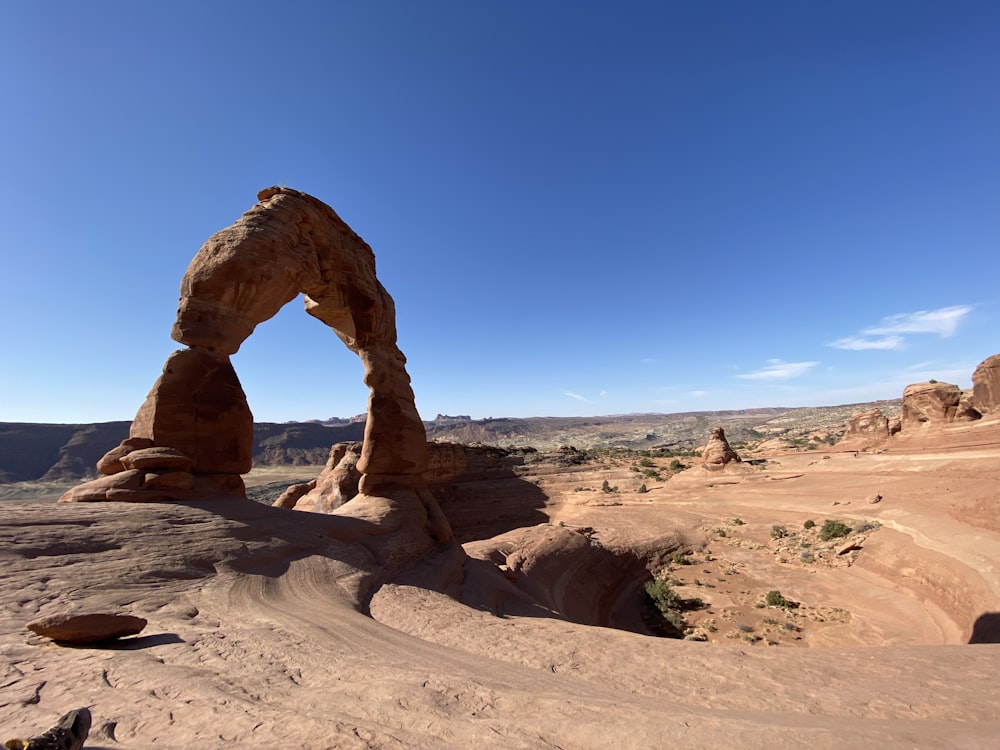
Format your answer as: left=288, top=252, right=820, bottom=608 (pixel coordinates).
left=864, top=305, right=971, bottom=338
left=737, top=359, right=819, bottom=381
left=828, top=305, right=972, bottom=351
left=828, top=335, right=904, bottom=351
left=688, top=390, right=708, bottom=397
left=564, top=391, right=592, bottom=403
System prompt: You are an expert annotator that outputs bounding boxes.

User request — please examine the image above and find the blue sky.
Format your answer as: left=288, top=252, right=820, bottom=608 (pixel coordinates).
left=1, top=1, right=997, bottom=423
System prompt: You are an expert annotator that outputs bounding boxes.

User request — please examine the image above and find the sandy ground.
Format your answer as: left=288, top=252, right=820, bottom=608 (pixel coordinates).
left=1, top=424, right=999, bottom=748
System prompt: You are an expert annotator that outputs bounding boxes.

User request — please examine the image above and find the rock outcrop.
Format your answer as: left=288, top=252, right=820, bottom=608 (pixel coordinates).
left=838, top=408, right=891, bottom=451
left=283, top=442, right=547, bottom=541
left=971, top=354, right=1000, bottom=415
left=900, top=381, right=980, bottom=431
left=701, top=427, right=742, bottom=468
left=60, top=187, right=452, bottom=541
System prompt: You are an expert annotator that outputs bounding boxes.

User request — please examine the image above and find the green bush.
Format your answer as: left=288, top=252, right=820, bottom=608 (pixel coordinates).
left=669, top=459, right=685, bottom=471
left=803, top=519, right=816, bottom=529
left=637, top=484, right=648, bottom=494
left=771, top=524, right=788, bottom=539
left=819, top=520, right=852, bottom=541
left=765, top=590, right=796, bottom=608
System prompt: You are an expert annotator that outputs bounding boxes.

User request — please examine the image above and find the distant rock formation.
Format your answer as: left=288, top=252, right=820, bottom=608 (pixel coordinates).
left=971, top=354, right=1000, bottom=414
left=60, top=187, right=452, bottom=541
left=900, top=381, right=980, bottom=431
left=701, top=427, right=742, bottom=468
left=838, top=408, right=891, bottom=451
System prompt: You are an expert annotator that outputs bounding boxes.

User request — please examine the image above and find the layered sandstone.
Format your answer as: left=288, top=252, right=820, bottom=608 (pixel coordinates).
left=60, top=188, right=451, bottom=543
left=701, top=426, right=742, bottom=468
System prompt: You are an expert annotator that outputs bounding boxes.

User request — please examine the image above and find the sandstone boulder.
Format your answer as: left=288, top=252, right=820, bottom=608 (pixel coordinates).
left=702, top=427, right=742, bottom=468
left=838, top=408, right=890, bottom=451
left=900, top=381, right=964, bottom=429
left=27, top=613, right=147, bottom=643
left=971, top=353, right=1000, bottom=414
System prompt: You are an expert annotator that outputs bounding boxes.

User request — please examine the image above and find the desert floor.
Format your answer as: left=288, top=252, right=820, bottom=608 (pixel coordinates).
left=1, top=423, right=999, bottom=748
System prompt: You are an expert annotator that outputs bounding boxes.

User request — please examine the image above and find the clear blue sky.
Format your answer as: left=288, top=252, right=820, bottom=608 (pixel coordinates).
left=1, top=1, right=997, bottom=423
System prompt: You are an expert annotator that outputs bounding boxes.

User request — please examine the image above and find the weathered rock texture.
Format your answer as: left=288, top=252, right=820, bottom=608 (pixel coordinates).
left=283, top=442, right=548, bottom=541
left=971, top=354, right=1000, bottom=414
left=838, top=408, right=891, bottom=451
left=701, top=427, right=742, bottom=468
left=60, top=188, right=450, bottom=542
left=900, top=381, right=981, bottom=431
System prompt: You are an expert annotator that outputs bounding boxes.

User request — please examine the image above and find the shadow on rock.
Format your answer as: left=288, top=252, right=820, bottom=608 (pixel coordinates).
left=969, top=612, right=1000, bottom=643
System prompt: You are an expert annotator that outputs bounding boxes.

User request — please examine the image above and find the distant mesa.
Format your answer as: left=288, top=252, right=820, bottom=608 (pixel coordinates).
left=59, top=187, right=452, bottom=542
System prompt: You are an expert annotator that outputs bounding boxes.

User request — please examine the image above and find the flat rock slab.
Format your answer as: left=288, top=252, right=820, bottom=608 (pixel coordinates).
left=27, top=613, right=147, bottom=643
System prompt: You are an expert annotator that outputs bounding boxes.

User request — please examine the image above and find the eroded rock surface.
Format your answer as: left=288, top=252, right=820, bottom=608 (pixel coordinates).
left=60, top=188, right=451, bottom=542
left=972, top=353, right=1000, bottom=414
left=838, top=408, right=890, bottom=451
left=900, top=381, right=979, bottom=430
left=702, top=426, right=742, bottom=468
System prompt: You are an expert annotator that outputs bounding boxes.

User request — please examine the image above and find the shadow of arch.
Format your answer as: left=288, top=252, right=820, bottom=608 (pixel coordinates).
left=969, top=612, right=1000, bottom=643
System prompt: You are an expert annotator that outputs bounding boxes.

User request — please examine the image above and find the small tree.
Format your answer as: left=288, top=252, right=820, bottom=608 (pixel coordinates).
left=819, top=520, right=852, bottom=541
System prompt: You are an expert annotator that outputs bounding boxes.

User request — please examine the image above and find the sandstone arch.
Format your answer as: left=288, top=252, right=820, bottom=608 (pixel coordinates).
left=61, top=188, right=450, bottom=540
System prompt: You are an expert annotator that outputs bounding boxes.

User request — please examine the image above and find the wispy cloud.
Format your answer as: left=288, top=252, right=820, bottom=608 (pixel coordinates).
left=564, top=391, right=591, bottom=403
left=737, top=359, right=819, bottom=381
left=828, top=335, right=904, bottom=351
left=688, top=390, right=708, bottom=397
left=828, top=305, right=972, bottom=350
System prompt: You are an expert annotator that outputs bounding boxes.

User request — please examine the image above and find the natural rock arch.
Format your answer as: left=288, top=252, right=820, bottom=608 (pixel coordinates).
left=61, top=188, right=450, bottom=540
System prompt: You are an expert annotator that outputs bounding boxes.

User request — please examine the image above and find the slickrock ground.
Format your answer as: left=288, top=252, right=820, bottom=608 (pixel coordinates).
left=2, top=421, right=1000, bottom=748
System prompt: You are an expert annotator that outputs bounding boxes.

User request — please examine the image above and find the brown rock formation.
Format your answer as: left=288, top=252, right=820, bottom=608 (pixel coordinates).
left=284, top=442, right=547, bottom=541
left=971, top=353, right=1000, bottom=414
left=838, top=408, right=890, bottom=451
left=60, top=188, right=451, bottom=541
left=27, top=613, right=147, bottom=643
left=900, top=381, right=980, bottom=430
left=701, top=427, right=742, bottom=468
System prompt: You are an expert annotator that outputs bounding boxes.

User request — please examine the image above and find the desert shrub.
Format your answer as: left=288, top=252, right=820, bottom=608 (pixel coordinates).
left=669, top=459, right=685, bottom=471
left=771, top=524, right=788, bottom=539
left=730, top=517, right=745, bottom=526
left=637, top=483, right=648, bottom=494
left=601, top=480, right=618, bottom=493
left=855, top=519, right=880, bottom=533
left=640, top=457, right=655, bottom=468
left=765, top=590, right=797, bottom=609
left=670, top=551, right=691, bottom=566
left=819, top=520, right=852, bottom=541
left=803, top=519, right=816, bottom=529
left=716, top=528, right=727, bottom=538
left=800, top=551, right=814, bottom=563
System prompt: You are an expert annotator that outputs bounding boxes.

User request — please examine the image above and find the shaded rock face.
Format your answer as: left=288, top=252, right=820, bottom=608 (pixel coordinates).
left=701, top=427, right=741, bottom=468
left=901, top=381, right=980, bottom=430
left=971, top=354, right=1000, bottom=415
left=838, top=408, right=890, bottom=450
left=285, top=442, right=546, bottom=541
left=61, top=188, right=445, bottom=537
